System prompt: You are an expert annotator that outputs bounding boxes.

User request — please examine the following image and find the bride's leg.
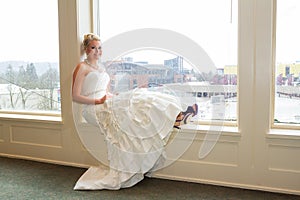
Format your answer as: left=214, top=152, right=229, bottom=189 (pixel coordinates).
left=173, top=112, right=183, bottom=129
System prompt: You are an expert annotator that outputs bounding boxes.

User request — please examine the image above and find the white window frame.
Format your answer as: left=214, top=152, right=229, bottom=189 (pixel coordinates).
left=271, top=0, right=300, bottom=131
left=0, top=0, right=61, bottom=121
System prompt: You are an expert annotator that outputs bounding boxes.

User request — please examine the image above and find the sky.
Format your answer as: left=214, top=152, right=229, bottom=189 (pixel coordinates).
left=99, top=0, right=300, bottom=67
left=276, top=0, right=300, bottom=63
left=99, top=0, right=238, bottom=68
left=0, top=0, right=299, bottom=66
left=0, top=0, right=59, bottom=62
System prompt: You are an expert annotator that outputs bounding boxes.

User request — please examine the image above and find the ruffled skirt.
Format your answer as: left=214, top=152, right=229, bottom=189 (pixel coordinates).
left=74, top=88, right=182, bottom=190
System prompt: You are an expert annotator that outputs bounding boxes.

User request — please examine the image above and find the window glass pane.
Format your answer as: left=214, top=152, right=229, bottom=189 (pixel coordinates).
left=275, top=0, right=300, bottom=125
left=0, top=0, right=60, bottom=113
left=99, top=0, right=237, bottom=123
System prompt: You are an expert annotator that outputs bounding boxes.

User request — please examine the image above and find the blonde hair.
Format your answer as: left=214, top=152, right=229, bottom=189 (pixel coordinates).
left=82, top=33, right=101, bottom=50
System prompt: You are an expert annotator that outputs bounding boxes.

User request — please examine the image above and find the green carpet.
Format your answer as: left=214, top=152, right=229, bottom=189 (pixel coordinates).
left=0, top=156, right=299, bottom=200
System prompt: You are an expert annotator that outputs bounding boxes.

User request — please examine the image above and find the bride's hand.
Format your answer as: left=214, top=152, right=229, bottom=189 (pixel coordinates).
left=95, top=95, right=107, bottom=104
left=106, top=92, right=114, bottom=99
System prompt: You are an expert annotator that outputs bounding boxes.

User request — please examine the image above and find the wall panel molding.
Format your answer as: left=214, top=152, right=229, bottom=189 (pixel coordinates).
left=268, top=144, right=300, bottom=173
left=10, top=125, right=62, bottom=148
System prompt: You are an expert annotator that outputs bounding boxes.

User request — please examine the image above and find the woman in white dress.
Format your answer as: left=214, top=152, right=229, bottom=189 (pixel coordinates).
left=72, top=33, right=198, bottom=190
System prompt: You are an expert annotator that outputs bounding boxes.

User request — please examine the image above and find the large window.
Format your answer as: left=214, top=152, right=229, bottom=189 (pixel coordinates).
left=274, top=0, right=300, bottom=127
left=98, top=0, right=238, bottom=124
left=0, top=0, right=60, bottom=114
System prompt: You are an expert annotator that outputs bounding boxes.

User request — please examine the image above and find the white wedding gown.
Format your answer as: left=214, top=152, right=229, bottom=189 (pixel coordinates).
left=73, top=68, right=182, bottom=190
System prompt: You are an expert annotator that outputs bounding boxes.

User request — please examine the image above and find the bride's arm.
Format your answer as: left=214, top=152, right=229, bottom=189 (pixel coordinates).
left=72, top=63, right=106, bottom=104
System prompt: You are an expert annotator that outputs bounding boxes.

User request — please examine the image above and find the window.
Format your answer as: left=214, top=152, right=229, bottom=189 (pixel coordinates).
left=0, top=0, right=60, bottom=114
left=274, top=0, right=300, bottom=127
left=98, top=0, right=238, bottom=124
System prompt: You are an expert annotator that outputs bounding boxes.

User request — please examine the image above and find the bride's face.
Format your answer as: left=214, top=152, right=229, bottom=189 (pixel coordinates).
left=86, top=40, right=102, bottom=60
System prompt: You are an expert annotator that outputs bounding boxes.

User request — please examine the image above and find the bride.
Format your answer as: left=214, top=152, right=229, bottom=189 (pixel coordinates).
left=72, top=33, right=198, bottom=190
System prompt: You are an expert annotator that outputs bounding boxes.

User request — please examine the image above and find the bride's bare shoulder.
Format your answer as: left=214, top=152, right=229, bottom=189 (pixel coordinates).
left=73, top=62, right=91, bottom=79
left=76, top=62, right=91, bottom=72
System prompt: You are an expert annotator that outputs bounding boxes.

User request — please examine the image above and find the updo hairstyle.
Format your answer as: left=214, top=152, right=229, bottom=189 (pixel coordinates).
left=82, top=33, right=101, bottom=50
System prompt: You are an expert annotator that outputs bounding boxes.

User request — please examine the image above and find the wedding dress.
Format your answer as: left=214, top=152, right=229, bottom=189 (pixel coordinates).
left=73, top=67, right=182, bottom=190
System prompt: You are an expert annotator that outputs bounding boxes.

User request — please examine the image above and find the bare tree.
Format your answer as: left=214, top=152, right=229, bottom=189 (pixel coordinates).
left=38, top=64, right=59, bottom=110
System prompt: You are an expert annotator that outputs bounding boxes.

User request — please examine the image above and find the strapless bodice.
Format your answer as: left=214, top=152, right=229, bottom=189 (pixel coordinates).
left=81, top=70, right=110, bottom=99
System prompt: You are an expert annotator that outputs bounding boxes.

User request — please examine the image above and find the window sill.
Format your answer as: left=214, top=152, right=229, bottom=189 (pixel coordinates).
left=0, top=113, right=62, bottom=124
left=268, top=129, right=300, bottom=140
left=180, top=123, right=240, bottom=135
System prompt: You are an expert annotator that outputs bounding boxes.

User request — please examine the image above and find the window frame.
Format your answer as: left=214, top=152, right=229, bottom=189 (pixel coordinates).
left=271, top=0, right=300, bottom=130
left=0, top=0, right=61, bottom=119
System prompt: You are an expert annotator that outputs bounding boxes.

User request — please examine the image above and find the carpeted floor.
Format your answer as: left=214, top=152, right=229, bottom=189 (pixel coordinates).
left=0, top=156, right=299, bottom=200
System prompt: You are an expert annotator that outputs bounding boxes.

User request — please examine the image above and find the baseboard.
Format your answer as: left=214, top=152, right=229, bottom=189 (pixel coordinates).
left=0, top=153, right=90, bottom=169
left=153, top=173, right=300, bottom=196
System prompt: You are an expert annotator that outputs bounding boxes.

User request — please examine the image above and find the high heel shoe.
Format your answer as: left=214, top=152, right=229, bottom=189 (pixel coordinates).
left=173, top=104, right=199, bottom=129
left=183, top=113, right=193, bottom=124
left=182, top=103, right=198, bottom=117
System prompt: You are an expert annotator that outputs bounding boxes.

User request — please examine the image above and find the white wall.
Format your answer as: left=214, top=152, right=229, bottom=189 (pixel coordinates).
left=0, top=0, right=299, bottom=195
